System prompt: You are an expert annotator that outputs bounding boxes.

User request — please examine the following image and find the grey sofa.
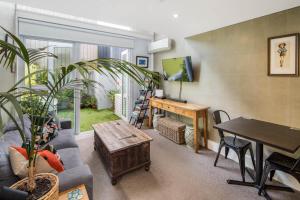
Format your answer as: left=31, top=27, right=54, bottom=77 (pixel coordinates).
left=0, top=115, right=93, bottom=199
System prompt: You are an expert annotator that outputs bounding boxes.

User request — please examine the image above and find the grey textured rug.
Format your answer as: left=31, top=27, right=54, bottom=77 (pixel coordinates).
left=76, top=129, right=300, bottom=200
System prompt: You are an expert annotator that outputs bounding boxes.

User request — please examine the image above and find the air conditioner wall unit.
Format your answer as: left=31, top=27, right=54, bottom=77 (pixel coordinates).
left=148, top=38, right=171, bottom=53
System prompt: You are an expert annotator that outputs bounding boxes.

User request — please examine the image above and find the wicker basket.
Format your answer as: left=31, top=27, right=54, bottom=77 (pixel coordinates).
left=10, top=173, right=59, bottom=200
left=157, top=117, right=186, bottom=144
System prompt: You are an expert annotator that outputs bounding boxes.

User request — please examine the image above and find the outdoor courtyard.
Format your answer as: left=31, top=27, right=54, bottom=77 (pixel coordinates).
left=58, top=108, right=119, bottom=132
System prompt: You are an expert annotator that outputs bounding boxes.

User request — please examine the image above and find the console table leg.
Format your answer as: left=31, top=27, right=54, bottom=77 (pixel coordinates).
left=202, top=110, right=208, bottom=149
left=193, top=112, right=199, bottom=153
left=148, top=105, right=153, bottom=128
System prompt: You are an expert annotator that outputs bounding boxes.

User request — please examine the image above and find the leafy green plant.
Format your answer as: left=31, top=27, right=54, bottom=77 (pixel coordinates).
left=0, top=26, right=157, bottom=194
left=35, top=70, right=48, bottom=85
left=81, top=93, right=97, bottom=109
left=19, top=95, right=45, bottom=115
left=56, top=89, right=74, bottom=110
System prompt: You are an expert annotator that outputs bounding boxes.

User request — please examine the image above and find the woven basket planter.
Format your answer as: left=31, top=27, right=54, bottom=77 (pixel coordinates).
left=10, top=173, right=59, bottom=200
left=157, top=117, right=186, bottom=144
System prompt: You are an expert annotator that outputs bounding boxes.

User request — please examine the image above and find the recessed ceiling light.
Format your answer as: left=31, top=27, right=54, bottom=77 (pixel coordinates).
left=173, top=14, right=179, bottom=19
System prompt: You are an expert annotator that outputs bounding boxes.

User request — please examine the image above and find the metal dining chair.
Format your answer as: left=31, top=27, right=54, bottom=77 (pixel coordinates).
left=212, top=110, right=256, bottom=182
left=259, top=152, right=300, bottom=195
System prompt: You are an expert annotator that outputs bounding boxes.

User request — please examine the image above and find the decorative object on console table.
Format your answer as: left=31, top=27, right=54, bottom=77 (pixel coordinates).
left=59, top=184, right=89, bottom=200
left=93, top=120, right=153, bottom=185
left=154, top=89, right=164, bottom=98
left=136, top=56, right=149, bottom=68
left=268, top=33, right=299, bottom=76
left=157, top=117, right=186, bottom=144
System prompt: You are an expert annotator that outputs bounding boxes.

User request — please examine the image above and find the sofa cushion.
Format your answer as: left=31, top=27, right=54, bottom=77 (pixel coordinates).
left=1, top=131, right=23, bottom=147
left=9, top=147, right=65, bottom=178
left=57, top=148, right=83, bottom=170
left=0, top=143, right=19, bottom=187
left=36, top=120, right=59, bottom=145
left=3, top=114, right=32, bottom=139
left=3, top=114, right=31, bottom=131
left=0, top=140, right=10, bottom=154
left=47, top=129, right=78, bottom=150
left=58, top=165, right=93, bottom=200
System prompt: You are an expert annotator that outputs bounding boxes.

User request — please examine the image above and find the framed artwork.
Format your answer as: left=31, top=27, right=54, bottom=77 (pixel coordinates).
left=136, top=56, right=149, bottom=68
left=268, top=33, right=299, bottom=76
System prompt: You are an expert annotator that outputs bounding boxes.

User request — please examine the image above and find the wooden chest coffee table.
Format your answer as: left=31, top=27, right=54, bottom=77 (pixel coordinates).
left=93, top=120, right=153, bottom=185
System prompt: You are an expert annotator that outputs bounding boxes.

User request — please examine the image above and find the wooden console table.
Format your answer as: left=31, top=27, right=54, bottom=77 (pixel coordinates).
left=148, top=98, right=209, bottom=153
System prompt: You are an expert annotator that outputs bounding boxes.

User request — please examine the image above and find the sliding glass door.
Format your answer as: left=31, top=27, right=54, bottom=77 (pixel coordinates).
left=24, top=38, right=75, bottom=129
left=22, top=37, right=133, bottom=133
left=120, top=49, right=130, bottom=119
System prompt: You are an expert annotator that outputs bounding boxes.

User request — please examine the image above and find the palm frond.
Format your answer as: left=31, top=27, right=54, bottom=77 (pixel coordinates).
left=0, top=92, right=25, bottom=142
left=28, top=48, right=57, bottom=64
left=0, top=26, right=29, bottom=69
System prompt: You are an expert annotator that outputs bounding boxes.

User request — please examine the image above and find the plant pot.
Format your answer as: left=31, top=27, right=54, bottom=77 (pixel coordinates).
left=10, top=173, right=59, bottom=200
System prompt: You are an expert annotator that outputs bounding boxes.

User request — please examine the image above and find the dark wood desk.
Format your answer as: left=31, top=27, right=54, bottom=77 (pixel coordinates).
left=214, top=117, right=300, bottom=199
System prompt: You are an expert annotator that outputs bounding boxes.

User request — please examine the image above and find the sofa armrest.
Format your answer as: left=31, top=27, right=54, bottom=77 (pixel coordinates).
left=59, top=119, right=72, bottom=130
left=58, top=165, right=93, bottom=200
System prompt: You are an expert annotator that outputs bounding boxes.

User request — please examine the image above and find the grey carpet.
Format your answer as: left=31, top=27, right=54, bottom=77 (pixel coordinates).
left=76, top=129, right=300, bottom=200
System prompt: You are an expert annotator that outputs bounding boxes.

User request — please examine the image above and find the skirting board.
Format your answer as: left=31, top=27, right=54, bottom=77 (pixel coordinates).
left=206, top=139, right=300, bottom=191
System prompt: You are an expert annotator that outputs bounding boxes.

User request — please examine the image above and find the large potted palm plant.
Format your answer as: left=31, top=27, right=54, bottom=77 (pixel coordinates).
left=0, top=26, right=157, bottom=199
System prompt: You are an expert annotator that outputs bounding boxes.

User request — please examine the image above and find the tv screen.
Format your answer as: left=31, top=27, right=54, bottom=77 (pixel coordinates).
left=162, top=56, right=193, bottom=82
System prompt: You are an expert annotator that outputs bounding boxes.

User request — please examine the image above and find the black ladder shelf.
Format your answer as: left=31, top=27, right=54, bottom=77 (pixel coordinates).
left=129, top=78, right=155, bottom=129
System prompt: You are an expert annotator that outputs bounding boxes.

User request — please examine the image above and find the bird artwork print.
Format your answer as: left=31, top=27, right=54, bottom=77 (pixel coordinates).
left=277, top=42, right=287, bottom=67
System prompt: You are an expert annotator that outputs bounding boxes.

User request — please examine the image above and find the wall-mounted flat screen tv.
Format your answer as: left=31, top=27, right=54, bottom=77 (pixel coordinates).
left=162, top=56, right=193, bottom=82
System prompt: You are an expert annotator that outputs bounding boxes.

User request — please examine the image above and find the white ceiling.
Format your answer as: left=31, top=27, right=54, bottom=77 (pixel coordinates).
left=2, top=0, right=300, bottom=37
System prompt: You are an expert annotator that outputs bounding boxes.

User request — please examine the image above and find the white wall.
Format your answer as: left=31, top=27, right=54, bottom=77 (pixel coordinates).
left=129, top=38, right=154, bottom=116
left=0, top=2, right=16, bottom=125
left=0, top=2, right=15, bottom=92
left=94, top=71, right=117, bottom=110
